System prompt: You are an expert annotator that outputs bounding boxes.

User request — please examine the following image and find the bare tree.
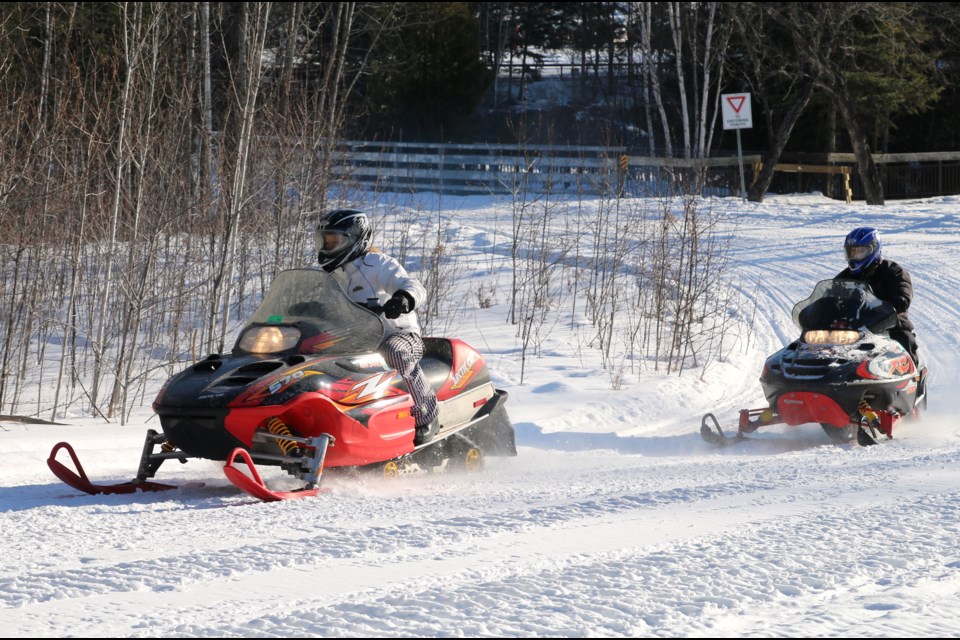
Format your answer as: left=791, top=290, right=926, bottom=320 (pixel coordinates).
left=206, top=2, right=272, bottom=353
left=737, top=2, right=941, bottom=205
left=634, top=2, right=674, bottom=157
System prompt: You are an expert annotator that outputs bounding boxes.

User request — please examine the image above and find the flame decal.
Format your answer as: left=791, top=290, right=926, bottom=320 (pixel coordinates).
left=889, top=355, right=914, bottom=375
left=233, top=365, right=323, bottom=406
left=300, top=332, right=343, bottom=353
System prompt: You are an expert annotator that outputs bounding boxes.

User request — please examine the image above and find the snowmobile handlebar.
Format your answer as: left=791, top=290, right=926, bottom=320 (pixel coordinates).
left=359, top=299, right=385, bottom=315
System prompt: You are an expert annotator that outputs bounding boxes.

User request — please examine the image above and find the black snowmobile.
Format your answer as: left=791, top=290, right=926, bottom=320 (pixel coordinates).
left=702, top=278, right=927, bottom=446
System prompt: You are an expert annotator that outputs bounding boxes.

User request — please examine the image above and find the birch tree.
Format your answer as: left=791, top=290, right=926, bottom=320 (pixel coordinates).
left=207, top=2, right=271, bottom=353
left=90, top=2, right=144, bottom=413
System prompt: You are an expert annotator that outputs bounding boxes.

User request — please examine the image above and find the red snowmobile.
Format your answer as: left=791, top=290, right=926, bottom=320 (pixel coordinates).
left=48, top=269, right=516, bottom=501
left=701, top=278, right=927, bottom=447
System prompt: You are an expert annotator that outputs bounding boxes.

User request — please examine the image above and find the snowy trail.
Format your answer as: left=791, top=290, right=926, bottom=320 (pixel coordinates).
left=4, top=194, right=960, bottom=637
left=4, top=438, right=960, bottom=637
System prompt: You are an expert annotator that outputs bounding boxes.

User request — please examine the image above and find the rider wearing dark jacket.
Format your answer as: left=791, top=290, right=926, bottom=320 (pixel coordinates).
left=835, top=227, right=918, bottom=363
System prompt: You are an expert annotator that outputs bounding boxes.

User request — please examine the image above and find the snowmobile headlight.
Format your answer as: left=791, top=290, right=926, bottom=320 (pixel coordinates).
left=239, top=326, right=301, bottom=353
left=803, top=329, right=860, bottom=345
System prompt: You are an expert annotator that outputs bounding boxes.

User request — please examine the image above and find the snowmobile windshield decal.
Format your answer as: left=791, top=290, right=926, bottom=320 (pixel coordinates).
left=450, top=352, right=480, bottom=390
left=300, top=331, right=343, bottom=353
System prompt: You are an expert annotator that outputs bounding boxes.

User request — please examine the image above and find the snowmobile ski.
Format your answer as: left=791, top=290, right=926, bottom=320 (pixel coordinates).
left=700, top=413, right=745, bottom=447
left=855, top=416, right=892, bottom=446
left=47, top=441, right=181, bottom=495
left=223, top=447, right=330, bottom=502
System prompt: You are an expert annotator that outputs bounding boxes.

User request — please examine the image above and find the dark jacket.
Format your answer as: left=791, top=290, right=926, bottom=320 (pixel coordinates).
left=835, top=258, right=914, bottom=332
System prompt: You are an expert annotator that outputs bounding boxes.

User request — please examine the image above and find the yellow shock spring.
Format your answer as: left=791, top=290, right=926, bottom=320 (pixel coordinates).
left=266, top=417, right=300, bottom=456
left=858, top=399, right=879, bottom=425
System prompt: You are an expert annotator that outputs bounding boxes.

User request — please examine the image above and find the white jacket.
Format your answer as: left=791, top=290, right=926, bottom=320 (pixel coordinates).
left=334, top=251, right=427, bottom=337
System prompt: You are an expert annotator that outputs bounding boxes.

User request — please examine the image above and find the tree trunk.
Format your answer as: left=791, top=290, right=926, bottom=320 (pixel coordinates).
left=668, top=2, right=691, bottom=158
left=639, top=3, right=673, bottom=157
left=832, top=75, right=884, bottom=205
left=91, top=2, right=141, bottom=414
left=824, top=103, right=837, bottom=198
left=748, top=78, right=815, bottom=203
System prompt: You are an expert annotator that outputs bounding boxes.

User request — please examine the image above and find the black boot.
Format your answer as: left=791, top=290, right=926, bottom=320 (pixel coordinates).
left=414, top=416, right=440, bottom=446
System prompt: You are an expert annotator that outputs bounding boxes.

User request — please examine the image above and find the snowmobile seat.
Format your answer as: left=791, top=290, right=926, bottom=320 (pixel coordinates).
left=420, top=337, right=455, bottom=390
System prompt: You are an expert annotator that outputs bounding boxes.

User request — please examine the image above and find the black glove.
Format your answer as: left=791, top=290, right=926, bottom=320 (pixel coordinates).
left=382, top=291, right=414, bottom=319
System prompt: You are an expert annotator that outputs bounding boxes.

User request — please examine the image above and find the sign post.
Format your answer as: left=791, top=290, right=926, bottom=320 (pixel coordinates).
left=721, top=93, right=753, bottom=201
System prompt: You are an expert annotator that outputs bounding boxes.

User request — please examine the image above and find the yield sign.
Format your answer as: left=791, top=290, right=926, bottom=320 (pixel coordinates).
left=721, top=93, right=753, bottom=130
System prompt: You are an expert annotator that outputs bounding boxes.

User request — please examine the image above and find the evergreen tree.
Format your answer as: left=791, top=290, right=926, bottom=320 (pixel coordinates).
left=363, top=2, right=492, bottom=140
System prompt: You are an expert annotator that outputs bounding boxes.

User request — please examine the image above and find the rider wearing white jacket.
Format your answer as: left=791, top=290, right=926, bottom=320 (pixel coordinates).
left=316, top=209, right=440, bottom=445
left=337, top=252, right=426, bottom=338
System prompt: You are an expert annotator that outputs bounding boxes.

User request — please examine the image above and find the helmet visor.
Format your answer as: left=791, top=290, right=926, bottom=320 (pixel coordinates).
left=845, top=244, right=873, bottom=262
left=318, top=230, right=350, bottom=257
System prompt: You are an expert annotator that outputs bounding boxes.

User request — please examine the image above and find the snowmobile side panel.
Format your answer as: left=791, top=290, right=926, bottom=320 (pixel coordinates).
left=435, top=339, right=493, bottom=401
left=777, top=392, right=850, bottom=427
left=412, top=389, right=516, bottom=455
left=456, top=390, right=517, bottom=457
left=220, top=392, right=416, bottom=467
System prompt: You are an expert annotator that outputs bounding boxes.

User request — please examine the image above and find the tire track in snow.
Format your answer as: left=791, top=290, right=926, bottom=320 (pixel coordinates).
left=4, top=444, right=955, bottom=636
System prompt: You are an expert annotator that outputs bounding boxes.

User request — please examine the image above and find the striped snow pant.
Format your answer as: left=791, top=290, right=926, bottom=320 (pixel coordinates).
left=380, top=332, right=438, bottom=428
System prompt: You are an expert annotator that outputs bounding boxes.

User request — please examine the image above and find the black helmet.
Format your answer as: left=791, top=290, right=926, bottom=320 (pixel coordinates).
left=315, top=209, right=372, bottom=272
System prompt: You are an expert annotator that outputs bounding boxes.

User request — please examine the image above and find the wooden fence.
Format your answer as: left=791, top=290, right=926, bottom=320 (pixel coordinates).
left=330, top=141, right=627, bottom=195
left=328, top=141, right=960, bottom=201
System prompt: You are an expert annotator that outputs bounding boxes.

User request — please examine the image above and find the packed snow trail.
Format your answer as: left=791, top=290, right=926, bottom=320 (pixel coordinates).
left=4, top=420, right=960, bottom=637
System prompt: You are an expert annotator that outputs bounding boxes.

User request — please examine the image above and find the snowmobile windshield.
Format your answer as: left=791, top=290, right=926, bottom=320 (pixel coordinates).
left=791, top=279, right=897, bottom=334
left=234, top=269, right=384, bottom=356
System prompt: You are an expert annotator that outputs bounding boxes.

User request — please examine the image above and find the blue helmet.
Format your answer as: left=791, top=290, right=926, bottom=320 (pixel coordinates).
left=844, top=227, right=881, bottom=274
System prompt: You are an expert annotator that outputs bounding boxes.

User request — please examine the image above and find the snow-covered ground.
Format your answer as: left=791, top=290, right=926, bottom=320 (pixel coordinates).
left=3, top=192, right=960, bottom=637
